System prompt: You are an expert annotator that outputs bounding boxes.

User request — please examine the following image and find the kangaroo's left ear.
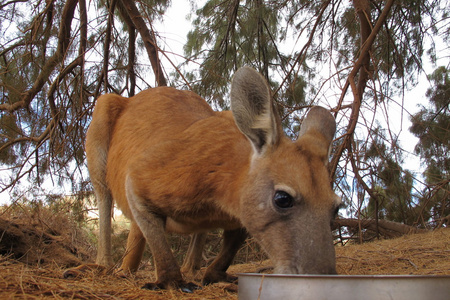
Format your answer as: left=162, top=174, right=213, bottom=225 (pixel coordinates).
left=230, top=67, right=281, bottom=155
left=297, top=106, right=336, bottom=162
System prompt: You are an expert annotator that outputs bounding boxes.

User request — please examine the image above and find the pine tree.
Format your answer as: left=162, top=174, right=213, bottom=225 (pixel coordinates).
left=410, top=66, right=450, bottom=227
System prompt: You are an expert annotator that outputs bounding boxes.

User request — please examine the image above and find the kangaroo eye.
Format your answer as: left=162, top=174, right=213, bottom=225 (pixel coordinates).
left=273, top=191, right=294, bottom=209
left=333, top=202, right=344, bottom=218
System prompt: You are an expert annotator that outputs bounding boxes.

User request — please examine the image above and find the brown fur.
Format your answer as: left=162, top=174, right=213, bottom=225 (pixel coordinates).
left=83, top=67, right=340, bottom=290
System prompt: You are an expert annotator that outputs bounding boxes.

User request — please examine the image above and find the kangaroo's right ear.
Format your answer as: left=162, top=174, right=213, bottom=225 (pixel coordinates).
left=230, top=67, right=280, bottom=154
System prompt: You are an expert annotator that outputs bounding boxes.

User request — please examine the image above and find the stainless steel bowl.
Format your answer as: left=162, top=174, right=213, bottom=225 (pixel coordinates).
left=238, top=273, right=450, bottom=300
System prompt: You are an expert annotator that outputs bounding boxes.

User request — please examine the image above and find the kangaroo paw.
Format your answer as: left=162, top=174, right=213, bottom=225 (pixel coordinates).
left=202, top=271, right=237, bottom=285
left=142, top=280, right=201, bottom=293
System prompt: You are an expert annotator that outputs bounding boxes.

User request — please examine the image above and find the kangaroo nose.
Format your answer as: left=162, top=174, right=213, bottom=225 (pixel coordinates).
left=314, top=265, right=337, bottom=275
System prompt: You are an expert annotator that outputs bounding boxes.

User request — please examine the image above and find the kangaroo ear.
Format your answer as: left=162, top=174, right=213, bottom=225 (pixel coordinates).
left=231, top=67, right=280, bottom=154
left=297, top=106, right=336, bottom=159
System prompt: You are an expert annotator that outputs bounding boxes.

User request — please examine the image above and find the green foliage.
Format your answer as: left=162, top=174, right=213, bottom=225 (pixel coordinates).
left=333, top=0, right=442, bottom=93
left=411, top=67, right=450, bottom=171
left=361, top=126, right=418, bottom=225
left=409, top=66, right=450, bottom=225
left=183, top=0, right=285, bottom=106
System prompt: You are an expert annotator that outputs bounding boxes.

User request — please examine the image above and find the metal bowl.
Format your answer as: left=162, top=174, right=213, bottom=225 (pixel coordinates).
left=238, top=273, right=450, bottom=300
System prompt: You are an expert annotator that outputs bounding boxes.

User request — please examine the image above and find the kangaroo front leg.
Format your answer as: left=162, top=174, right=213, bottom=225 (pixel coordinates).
left=135, top=213, right=199, bottom=292
left=138, top=213, right=184, bottom=290
left=202, top=228, right=247, bottom=285
left=126, top=177, right=199, bottom=291
left=117, top=221, right=146, bottom=275
left=181, top=233, right=207, bottom=278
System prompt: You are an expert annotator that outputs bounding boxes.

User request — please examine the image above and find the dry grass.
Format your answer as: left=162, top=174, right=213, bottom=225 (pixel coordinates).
left=335, top=228, right=450, bottom=276
left=1, top=202, right=448, bottom=298
left=1, top=228, right=448, bottom=299
left=0, top=258, right=238, bottom=299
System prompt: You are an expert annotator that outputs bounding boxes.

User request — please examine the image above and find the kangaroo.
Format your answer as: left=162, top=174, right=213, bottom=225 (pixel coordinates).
left=80, top=67, right=340, bottom=290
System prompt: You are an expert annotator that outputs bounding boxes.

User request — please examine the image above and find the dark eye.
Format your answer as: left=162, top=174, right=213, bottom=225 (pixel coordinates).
left=333, top=206, right=340, bottom=218
left=273, top=191, right=294, bottom=209
left=333, top=203, right=343, bottom=218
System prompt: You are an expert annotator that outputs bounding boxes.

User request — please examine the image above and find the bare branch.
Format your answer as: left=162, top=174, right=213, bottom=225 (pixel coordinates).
left=275, top=0, right=332, bottom=96
left=330, top=0, right=396, bottom=178
left=333, top=218, right=427, bottom=237
left=119, top=0, right=167, bottom=87
left=0, top=0, right=28, bottom=10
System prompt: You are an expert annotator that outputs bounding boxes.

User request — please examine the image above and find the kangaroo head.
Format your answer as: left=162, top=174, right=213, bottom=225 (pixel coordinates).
left=231, top=67, right=339, bottom=274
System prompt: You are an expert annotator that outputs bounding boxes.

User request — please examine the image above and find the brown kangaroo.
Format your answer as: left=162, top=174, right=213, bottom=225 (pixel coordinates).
left=80, top=67, right=340, bottom=290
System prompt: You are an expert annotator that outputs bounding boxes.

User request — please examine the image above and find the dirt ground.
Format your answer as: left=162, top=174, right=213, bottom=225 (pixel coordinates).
left=1, top=223, right=448, bottom=299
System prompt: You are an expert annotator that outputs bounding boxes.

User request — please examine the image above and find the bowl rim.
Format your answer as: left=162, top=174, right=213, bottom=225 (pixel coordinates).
left=238, top=273, right=450, bottom=279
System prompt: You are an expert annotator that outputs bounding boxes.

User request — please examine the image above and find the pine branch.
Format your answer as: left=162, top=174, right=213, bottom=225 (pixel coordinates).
left=0, top=0, right=78, bottom=113
left=103, top=0, right=117, bottom=93
left=116, top=0, right=136, bottom=96
left=275, top=0, right=332, bottom=97
left=0, top=120, right=55, bottom=154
